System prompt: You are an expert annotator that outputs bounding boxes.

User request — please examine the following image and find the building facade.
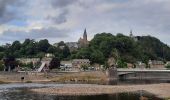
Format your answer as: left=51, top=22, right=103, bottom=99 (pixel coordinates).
left=78, top=29, right=89, bottom=48
left=148, top=60, right=165, bottom=69
left=135, top=61, right=146, bottom=69
left=72, top=59, right=90, bottom=69
left=16, top=58, right=40, bottom=65
left=65, top=42, right=78, bottom=52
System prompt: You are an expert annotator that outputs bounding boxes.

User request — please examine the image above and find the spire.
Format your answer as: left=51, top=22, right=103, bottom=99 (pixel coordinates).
left=83, top=28, right=87, bottom=41
left=129, top=29, right=133, bottom=37
left=130, top=29, right=132, bottom=34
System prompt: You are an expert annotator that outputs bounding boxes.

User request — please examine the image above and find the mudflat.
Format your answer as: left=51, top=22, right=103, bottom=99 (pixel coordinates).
left=31, top=83, right=170, bottom=99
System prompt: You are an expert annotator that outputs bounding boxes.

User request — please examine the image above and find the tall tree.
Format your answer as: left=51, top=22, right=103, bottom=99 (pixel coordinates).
left=38, top=39, right=50, bottom=52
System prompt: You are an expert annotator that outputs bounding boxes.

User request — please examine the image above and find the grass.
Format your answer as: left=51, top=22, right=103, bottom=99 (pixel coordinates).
left=0, top=80, right=9, bottom=84
left=51, top=71, right=107, bottom=83
left=165, top=98, right=170, bottom=100
left=25, top=80, right=33, bottom=83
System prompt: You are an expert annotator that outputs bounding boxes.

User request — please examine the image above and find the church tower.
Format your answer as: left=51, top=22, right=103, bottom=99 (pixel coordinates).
left=83, top=28, right=87, bottom=41
left=129, top=29, right=133, bottom=38
left=78, top=28, right=89, bottom=48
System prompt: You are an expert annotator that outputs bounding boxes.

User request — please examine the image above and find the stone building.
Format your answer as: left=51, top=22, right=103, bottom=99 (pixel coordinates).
left=16, top=58, right=40, bottom=65
left=60, top=61, right=72, bottom=71
left=72, top=59, right=90, bottom=69
left=135, top=61, right=146, bottom=69
left=65, top=42, right=78, bottom=52
left=148, top=60, right=165, bottom=69
left=78, top=29, right=89, bottom=48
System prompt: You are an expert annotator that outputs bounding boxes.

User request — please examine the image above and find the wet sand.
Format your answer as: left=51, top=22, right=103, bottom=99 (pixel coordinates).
left=31, top=83, right=170, bottom=99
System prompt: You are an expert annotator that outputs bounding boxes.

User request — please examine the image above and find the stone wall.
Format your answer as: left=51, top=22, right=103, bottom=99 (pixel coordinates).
left=119, top=72, right=170, bottom=80
left=106, top=67, right=118, bottom=80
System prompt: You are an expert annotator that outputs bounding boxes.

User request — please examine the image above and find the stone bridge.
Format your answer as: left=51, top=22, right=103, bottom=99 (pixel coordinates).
left=107, top=68, right=170, bottom=80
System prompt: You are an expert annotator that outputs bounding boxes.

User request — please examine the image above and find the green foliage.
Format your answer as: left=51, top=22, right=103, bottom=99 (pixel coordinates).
left=75, top=47, right=105, bottom=64
left=90, top=33, right=115, bottom=58
left=18, top=62, right=34, bottom=70
left=0, top=46, right=5, bottom=52
left=1, top=39, right=52, bottom=58
left=0, top=52, right=4, bottom=60
left=3, top=57, right=18, bottom=71
left=88, top=33, right=170, bottom=65
left=166, top=64, right=170, bottom=69
left=81, top=65, right=89, bottom=71
left=76, top=48, right=91, bottom=59
left=47, top=46, right=57, bottom=53
left=38, top=39, right=50, bottom=52
left=62, top=46, right=71, bottom=58
left=0, top=33, right=170, bottom=67
left=90, top=49, right=105, bottom=64
left=0, top=61, right=4, bottom=71
left=49, top=57, right=60, bottom=69
left=117, top=59, right=127, bottom=68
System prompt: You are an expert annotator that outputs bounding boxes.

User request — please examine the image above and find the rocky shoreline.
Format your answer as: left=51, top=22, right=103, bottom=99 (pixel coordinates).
left=31, top=83, right=170, bottom=99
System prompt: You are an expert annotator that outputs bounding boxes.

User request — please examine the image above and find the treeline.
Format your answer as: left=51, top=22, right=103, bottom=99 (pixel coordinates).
left=1, top=33, right=170, bottom=66
left=0, top=39, right=70, bottom=60
left=72, top=33, right=170, bottom=66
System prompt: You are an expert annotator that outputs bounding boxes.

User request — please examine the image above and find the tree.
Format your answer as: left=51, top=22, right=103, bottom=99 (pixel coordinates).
left=0, top=60, right=4, bottom=71
left=0, top=52, right=4, bottom=60
left=25, top=41, right=36, bottom=56
left=62, top=46, right=71, bottom=58
left=3, top=57, right=18, bottom=71
left=11, top=40, right=21, bottom=51
left=117, top=59, right=127, bottom=68
left=76, top=48, right=91, bottom=59
left=23, top=39, right=32, bottom=47
left=19, top=39, right=38, bottom=57
left=81, top=65, right=89, bottom=71
left=0, top=46, right=5, bottom=52
left=166, top=64, right=170, bottom=69
left=47, top=46, right=57, bottom=53
left=91, top=49, right=105, bottom=64
left=38, top=39, right=50, bottom=52
left=90, top=33, right=115, bottom=57
left=58, top=41, right=65, bottom=47
left=49, top=58, right=60, bottom=69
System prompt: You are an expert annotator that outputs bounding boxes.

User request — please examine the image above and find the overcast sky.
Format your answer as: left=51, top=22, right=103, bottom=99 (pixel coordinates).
left=0, top=0, right=170, bottom=45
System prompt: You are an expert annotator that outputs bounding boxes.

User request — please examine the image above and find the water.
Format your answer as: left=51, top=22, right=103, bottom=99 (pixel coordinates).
left=108, top=79, right=170, bottom=85
left=0, top=83, right=162, bottom=100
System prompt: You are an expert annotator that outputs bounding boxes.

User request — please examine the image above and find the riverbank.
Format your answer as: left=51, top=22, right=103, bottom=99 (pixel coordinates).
left=0, top=71, right=107, bottom=84
left=31, top=83, right=170, bottom=99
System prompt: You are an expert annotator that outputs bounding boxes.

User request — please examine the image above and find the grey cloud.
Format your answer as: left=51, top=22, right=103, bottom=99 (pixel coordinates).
left=1, top=27, right=69, bottom=40
left=47, top=10, right=68, bottom=24
left=50, top=0, right=77, bottom=8
left=0, top=0, right=26, bottom=24
left=113, top=1, right=170, bottom=33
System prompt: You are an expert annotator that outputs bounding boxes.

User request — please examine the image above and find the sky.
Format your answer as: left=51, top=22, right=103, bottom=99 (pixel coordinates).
left=0, top=0, right=170, bottom=45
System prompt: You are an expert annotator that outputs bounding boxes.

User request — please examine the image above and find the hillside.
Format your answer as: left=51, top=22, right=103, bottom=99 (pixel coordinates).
left=75, top=33, right=170, bottom=65
left=0, top=33, right=170, bottom=67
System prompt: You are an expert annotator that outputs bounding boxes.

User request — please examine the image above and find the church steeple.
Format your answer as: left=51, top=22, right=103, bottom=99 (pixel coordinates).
left=83, top=28, right=87, bottom=41
left=129, top=29, right=133, bottom=37
left=77, top=28, right=89, bottom=48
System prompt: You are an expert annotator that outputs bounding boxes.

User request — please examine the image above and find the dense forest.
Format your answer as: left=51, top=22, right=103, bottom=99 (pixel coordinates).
left=0, top=33, right=170, bottom=67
